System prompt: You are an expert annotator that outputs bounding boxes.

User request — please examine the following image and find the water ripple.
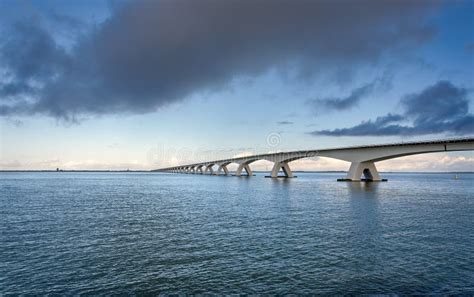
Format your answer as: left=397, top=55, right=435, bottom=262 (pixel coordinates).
left=1, top=172, right=473, bottom=294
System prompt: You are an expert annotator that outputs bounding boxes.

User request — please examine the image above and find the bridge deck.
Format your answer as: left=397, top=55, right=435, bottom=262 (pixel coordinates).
left=154, top=137, right=474, bottom=171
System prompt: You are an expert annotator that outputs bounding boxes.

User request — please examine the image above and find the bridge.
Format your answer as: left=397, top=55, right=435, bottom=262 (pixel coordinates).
left=153, top=138, right=474, bottom=181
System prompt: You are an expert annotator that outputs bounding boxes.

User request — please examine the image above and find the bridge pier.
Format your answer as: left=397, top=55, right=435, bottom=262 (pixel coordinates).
left=269, top=161, right=294, bottom=178
left=204, top=164, right=214, bottom=175
left=235, top=163, right=253, bottom=176
left=339, top=161, right=385, bottom=182
left=196, top=165, right=204, bottom=174
left=216, top=164, right=229, bottom=176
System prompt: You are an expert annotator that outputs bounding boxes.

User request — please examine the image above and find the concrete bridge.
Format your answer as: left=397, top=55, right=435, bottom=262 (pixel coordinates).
left=153, top=138, right=474, bottom=181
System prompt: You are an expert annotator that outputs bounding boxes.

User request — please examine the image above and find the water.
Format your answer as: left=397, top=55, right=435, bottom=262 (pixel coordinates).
left=1, top=172, right=473, bottom=295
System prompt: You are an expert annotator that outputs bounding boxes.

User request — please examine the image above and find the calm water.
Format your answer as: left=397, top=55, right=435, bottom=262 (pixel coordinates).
left=1, top=172, right=473, bottom=295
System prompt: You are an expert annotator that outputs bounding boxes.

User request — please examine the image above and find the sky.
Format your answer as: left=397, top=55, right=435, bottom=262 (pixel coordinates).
left=0, top=0, right=473, bottom=171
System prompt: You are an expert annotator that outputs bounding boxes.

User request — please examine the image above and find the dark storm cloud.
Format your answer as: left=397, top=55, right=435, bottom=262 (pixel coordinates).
left=311, top=81, right=473, bottom=136
left=0, top=0, right=439, bottom=120
left=0, top=22, right=69, bottom=99
left=1, top=22, right=69, bottom=80
left=0, top=81, right=35, bottom=98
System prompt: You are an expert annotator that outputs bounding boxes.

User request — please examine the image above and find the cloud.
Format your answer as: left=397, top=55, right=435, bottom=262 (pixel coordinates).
left=311, top=81, right=473, bottom=136
left=377, top=153, right=474, bottom=172
left=277, top=121, right=293, bottom=125
left=309, top=82, right=375, bottom=112
left=48, top=10, right=86, bottom=32
left=0, top=160, right=23, bottom=169
left=0, top=21, right=70, bottom=109
left=313, top=113, right=406, bottom=136
left=0, top=0, right=439, bottom=121
left=307, top=72, right=393, bottom=113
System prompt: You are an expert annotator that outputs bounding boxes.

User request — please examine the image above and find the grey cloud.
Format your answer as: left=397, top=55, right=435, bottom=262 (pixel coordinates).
left=311, top=81, right=473, bottom=136
left=313, top=114, right=406, bottom=136
left=48, top=11, right=86, bottom=31
left=402, top=80, right=469, bottom=123
left=309, top=82, right=374, bottom=113
left=0, top=82, right=35, bottom=98
left=1, top=22, right=69, bottom=81
left=0, top=21, right=69, bottom=101
left=0, top=0, right=439, bottom=120
left=308, top=72, right=393, bottom=113
left=277, top=121, right=294, bottom=125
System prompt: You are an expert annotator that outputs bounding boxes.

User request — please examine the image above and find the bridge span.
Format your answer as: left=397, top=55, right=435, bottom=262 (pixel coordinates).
left=153, top=138, right=474, bottom=181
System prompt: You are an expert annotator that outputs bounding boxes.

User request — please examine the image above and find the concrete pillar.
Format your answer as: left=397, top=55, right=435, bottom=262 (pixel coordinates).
left=204, top=165, right=214, bottom=175
left=216, top=164, right=229, bottom=176
left=235, top=163, right=253, bottom=176
left=344, top=161, right=381, bottom=181
left=196, top=165, right=204, bottom=174
left=270, top=161, right=294, bottom=178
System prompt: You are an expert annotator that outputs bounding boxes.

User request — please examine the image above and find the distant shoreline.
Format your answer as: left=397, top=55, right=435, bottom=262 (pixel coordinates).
left=0, top=170, right=473, bottom=174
